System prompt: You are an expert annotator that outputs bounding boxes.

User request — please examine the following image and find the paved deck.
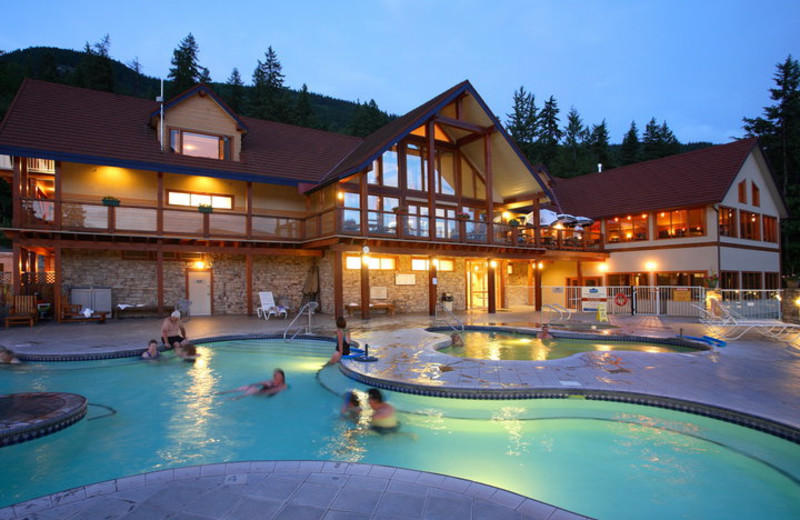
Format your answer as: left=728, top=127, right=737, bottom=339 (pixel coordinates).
left=1, top=309, right=799, bottom=519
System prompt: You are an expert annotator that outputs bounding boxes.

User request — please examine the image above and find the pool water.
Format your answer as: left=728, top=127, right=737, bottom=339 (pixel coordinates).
left=438, top=330, right=699, bottom=360
left=0, top=340, right=797, bottom=520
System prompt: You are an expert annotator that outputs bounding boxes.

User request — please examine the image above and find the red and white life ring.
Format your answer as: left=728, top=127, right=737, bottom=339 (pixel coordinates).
left=614, top=292, right=628, bottom=306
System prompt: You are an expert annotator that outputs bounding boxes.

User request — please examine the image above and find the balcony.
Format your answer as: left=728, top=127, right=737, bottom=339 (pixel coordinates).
left=15, top=199, right=603, bottom=252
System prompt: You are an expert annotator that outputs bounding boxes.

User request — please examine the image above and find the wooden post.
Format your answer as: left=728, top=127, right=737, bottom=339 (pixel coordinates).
left=487, top=259, right=496, bottom=313
left=534, top=261, right=543, bottom=311
left=12, top=157, right=22, bottom=228
left=527, top=261, right=534, bottom=305
left=429, top=257, right=438, bottom=316
left=54, top=246, right=62, bottom=322
left=54, top=161, right=62, bottom=229
left=156, top=246, right=164, bottom=313
left=245, top=252, right=253, bottom=316
left=427, top=120, right=436, bottom=240
left=157, top=172, right=164, bottom=234
left=333, top=250, right=344, bottom=317
left=246, top=181, right=253, bottom=239
left=360, top=252, right=370, bottom=320
left=11, top=244, right=21, bottom=295
left=533, top=198, right=541, bottom=246
left=484, top=134, right=494, bottom=243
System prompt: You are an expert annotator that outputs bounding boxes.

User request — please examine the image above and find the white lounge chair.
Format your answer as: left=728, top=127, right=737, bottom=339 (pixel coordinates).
left=700, top=301, right=800, bottom=342
left=257, top=291, right=287, bottom=320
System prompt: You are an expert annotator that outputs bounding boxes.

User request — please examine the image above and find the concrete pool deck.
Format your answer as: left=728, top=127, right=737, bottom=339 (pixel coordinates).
left=1, top=309, right=799, bottom=519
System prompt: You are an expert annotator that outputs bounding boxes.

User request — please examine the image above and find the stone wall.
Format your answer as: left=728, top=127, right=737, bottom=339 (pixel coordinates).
left=250, top=255, right=316, bottom=313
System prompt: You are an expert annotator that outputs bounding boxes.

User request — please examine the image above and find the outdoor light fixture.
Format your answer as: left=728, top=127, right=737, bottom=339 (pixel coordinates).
left=490, top=260, right=497, bottom=268
left=537, top=262, right=544, bottom=270
left=645, top=261, right=657, bottom=271
left=598, top=263, right=608, bottom=272
left=337, top=191, right=344, bottom=200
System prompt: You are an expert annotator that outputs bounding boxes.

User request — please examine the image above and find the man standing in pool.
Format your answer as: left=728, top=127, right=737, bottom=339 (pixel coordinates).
left=161, top=310, right=188, bottom=350
left=367, top=388, right=399, bottom=434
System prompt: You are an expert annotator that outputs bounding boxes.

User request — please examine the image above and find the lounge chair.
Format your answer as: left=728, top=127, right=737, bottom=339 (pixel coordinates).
left=257, top=291, right=287, bottom=320
left=5, top=295, right=38, bottom=328
left=698, top=302, right=800, bottom=342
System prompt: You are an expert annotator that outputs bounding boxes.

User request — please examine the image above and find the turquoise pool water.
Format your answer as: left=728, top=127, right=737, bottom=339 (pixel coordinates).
left=0, top=339, right=797, bottom=520
left=437, top=330, right=699, bottom=360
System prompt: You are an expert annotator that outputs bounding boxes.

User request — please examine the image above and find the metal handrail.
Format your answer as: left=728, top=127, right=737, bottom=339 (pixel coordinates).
left=284, top=301, right=319, bottom=340
left=434, top=302, right=464, bottom=331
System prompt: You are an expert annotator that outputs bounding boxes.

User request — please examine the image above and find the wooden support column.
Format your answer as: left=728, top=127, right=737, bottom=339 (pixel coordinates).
left=577, top=260, right=583, bottom=286
left=54, top=161, right=62, bottom=229
left=428, top=257, right=438, bottom=316
left=245, top=252, right=253, bottom=315
left=534, top=261, right=543, bottom=311
left=500, top=260, right=507, bottom=310
left=11, top=244, right=21, bottom=295
left=246, top=181, right=253, bottom=239
left=157, top=172, right=164, bottom=234
left=487, top=259, right=496, bottom=313
left=12, top=157, right=23, bottom=228
left=484, top=134, right=494, bottom=242
left=333, top=250, right=344, bottom=317
left=427, top=120, right=436, bottom=238
left=360, top=252, right=370, bottom=320
left=54, top=246, right=62, bottom=322
left=533, top=198, right=541, bottom=246
left=156, top=246, right=164, bottom=313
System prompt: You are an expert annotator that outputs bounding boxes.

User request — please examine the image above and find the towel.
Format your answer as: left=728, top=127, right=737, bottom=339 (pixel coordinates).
left=82, top=308, right=94, bottom=318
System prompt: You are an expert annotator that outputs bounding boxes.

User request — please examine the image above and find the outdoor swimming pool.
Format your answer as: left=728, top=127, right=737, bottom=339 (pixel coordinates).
left=436, top=330, right=701, bottom=360
left=1, top=339, right=797, bottom=520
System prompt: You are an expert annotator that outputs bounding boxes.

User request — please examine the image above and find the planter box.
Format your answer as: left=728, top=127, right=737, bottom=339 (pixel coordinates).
left=198, top=207, right=213, bottom=214
left=102, top=199, right=120, bottom=207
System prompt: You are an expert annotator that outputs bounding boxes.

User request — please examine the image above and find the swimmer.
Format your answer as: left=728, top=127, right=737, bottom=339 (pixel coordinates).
left=450, top=333, right=463, bottom=347
left=0, top=346, right=21, bottom=364
left=219, top=369, right=287, bottom=400
left=141, top=339, right=160, bottom=360
left=367, top=388, right=399, bottom=434
left=175, top=342, right=200, bottom=362
left=537, top=324, right=553, bottom=340
left=341, top=391, right=362, bottom=421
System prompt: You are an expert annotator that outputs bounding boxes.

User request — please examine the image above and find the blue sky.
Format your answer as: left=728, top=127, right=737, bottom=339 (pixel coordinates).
left=2, top=0, right=798, bottom=144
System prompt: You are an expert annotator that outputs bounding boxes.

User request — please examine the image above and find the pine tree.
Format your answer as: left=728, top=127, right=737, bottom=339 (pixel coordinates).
left=167, top=33, right=202, bottom=97
left=225, top=68, right=245, bottom=113
left=350, top=99, right=389, bottom=137
left=505, top=86, right=538, bottom=161
left=641, top=117, right=662, bottom=160
left=536, top=95, right=562, bottom=167
left=294, top=83, right=318, bottom=128
left=198, top=66, right=211, bottom=84
left=619, top=121, right=641, bottom=165
left=588, top=119, right=612, bottom=170
left=252, top=46, right=290, bottom=122
left=557, top=106, right=589, bottom=175
left=659, top=121, right=681, bottom=156
left=77, top=35, right=114, bottom=92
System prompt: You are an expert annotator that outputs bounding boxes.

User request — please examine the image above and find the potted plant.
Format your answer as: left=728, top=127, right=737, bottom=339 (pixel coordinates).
left=198, top=203, right=213, bottom=214
left=392, top=206, right=408, bottom=215
left=456, top=211, right=470, bottom=221
left=784, top=274, right=800, bottom=289
left=706, top=272, right=719, bottom=289
left=102, top=196, right=120, bottom=207
left=508, top=218, right=520, bottom=228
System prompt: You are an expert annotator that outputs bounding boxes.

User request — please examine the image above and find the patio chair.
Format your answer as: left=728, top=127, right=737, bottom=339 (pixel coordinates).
left=257, top=291, right=287, bottom=320
left=5, top=295, right=37, bottom=328
left=704, top=302, right=800, bottom=342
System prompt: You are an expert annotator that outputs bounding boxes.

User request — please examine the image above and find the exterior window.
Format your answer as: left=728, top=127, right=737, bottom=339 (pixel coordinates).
left=719, top=207, right=737, bottom=237
left=406, top=204, right=429, bottom=238
left=655, top=272, right=706, bottom=286
left=738, top=181, right=747, bottom=203
left=367, top=195, right=398, bottom=234
left=167, top=190, right=232, bottom=209
left=170, top=129, right=230, bottom=160
left=345, top=255, right=396, bottom=270
left=435, top=207, right=459, bottom=240
left=721, top=271, right=738, bottom=289
left=607, top=272, right=649, bottom=286
left=763, top=216, right=778, bottom=242
left=741, top=272, right=762, bottom=290
left=605, top=213, right=649, bottom=243
left=435, top=150, right=456, bottom=195
left=341, top=192, right=360, bottom=232
left=765, top=272, right=779, bottom=290
left=411, top=258, right=454, bottom=271
left=752, top=183, right=760, bottom=207
left=739, top=211, right=761, bottom=240
left=368, top=147, right=399, bottom=187
left=656, top=208, right=704, bottom=239
left=406, top=144, right=426, bottom=191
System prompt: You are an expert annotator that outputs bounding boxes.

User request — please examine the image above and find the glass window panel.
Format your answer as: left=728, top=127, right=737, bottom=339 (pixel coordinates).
left=169, top=129, right=180, bottom=153
left=345, top=256, right=361, bottom=269
left=343, top=192, right=360, bottom=208
left=191, top=194, right=212, bottom=207
left=406, top=144, right=425, bottom=191
left=436, top=151, right=455, bottom=195
left=211, top=195, right=232, bottom=209
left=182, top=132, right=221, bottom=159
left=411, top=259, right=428, bottom=271
left=367, top=161, right=379, bottom=185
left=382, top=147, right=399, bottom=188
left=168, top=192, right=191, bottom=206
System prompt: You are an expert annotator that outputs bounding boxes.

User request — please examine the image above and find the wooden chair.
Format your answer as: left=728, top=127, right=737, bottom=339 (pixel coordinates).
left=5, top=295, right=38, bottom=328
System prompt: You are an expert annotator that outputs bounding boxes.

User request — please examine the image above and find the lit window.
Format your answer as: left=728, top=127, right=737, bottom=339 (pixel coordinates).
left=170, top=129, right=230, bottom=160
left=752, top=183, right=760, bottom=207
left=167, top=190, right=233, bottom=209
left=345, top=255, right=396, bottom=270
left=411, top=258, right=454, bottom=271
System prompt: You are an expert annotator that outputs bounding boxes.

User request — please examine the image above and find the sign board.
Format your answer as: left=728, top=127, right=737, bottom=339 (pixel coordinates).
left=581, top=286, right=608, bottom=312
left=395, top=273, right=416, bottom=285
left=673, top=288, right=691, bottom=302
left=596, top=302, right=609, bottom=322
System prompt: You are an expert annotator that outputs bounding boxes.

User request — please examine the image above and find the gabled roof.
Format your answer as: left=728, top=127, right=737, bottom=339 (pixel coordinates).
left=0, top=79, right=362, bottom=185
left=317, top=80, right=555, bottom=202
left=149, top=83, right=249, bottom=133
left=553, top=138, right=766, bottom=218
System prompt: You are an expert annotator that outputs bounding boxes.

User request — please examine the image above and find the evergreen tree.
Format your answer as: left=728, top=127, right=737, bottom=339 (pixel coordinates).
left=588, top=119, right=612, bottom=170
left=252, top=46, right=290, bottom=122
left=743, top=55, right=800, bottom=195
left=224, top=68, right=245, bottom=113
left=38, top=51, right=59, bottom=83
left=557, top=106, right=589, bottom=175
left=76, top=35, right=114, bottom=92
left=505, top=86, right=538, bottom=161
left=294, top=83, right=318, bottom=128
left=199, top=66, right=211, bottom=84
left=350, top=99, right=389, bottom=137
left=619, top=121, right=641, bottom=165
left=167, top=33, right=202, bottom=97
left=659, top=121, right=681, bottom=156
left=743, top=55, right=800, bottom=275
left=641, top=117, right=662, bottom=160
left=536, top=95, right=562, bottom=166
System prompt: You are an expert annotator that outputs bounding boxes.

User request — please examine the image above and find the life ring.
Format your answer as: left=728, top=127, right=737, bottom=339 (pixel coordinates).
left=614, top=292, right=628, bottom=306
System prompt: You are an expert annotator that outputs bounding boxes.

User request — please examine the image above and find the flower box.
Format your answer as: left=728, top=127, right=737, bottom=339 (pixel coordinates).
left=198, top=205, right=213, bottom=214
left=102, top=197, right=120, bottom=207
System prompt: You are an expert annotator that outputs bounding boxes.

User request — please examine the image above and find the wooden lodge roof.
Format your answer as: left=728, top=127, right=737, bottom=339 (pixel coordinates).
left=0, top=79, right=362, bottom=185
left=552, top=138, right=762, bottom=218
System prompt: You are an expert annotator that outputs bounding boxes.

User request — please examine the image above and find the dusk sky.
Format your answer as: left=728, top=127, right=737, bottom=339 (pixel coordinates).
left=3, top=1, right=798, bottom=144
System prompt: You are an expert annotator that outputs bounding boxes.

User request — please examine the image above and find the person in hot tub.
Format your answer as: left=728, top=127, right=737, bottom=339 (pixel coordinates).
left=367, top=388, right=399, bottom=434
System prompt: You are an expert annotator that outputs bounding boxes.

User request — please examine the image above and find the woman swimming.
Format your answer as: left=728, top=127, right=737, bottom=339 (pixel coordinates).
left=219, top=369, right=287, bottom=400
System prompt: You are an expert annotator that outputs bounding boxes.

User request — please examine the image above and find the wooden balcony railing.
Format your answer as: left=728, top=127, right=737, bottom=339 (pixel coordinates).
left=16, top=199, right=603, bottom=252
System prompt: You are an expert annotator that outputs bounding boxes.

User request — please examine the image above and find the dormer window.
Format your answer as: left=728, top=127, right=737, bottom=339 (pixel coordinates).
left=170, top=128, right=231, bottom=160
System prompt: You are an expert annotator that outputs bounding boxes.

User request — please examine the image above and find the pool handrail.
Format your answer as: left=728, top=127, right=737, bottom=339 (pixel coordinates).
left=283, top=301, right=319, bottom=340
left=543, top=303, right=574, bottom=322
left=434, top=302, right=464, bottom=332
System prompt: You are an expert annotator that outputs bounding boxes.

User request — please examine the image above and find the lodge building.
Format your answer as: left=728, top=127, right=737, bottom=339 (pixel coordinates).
left=0, top=79, right=786, bottom=319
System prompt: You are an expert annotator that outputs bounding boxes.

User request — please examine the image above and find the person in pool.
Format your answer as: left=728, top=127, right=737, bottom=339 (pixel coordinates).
left=537, top=324, right=553, bottom=340
left=141, top=340, right=160, bottom=360
left=367, top=388, right=399, bottom=434
left=328, top=316, right=351, bottom=365
left=175, top=342, right=199, bottom=362
left=341, top=391, right=362, bottom=421
left=0, top=346, right=21, bottom=364
left=161, top=310, right=188, bottom=350
left=450, top=332, right=463, bottom=347
left=220, top=369, right=287, bottom=399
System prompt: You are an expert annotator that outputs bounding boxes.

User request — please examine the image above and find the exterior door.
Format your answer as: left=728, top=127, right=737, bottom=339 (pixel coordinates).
left=467, top=260, right=488, bottom=309
left=187, top=271, right=212, bottom=316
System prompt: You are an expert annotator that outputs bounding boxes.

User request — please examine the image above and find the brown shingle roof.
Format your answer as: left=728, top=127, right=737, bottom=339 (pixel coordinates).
left=552, top=138, right=759, bottom=218
left=0, top=79, right=362, bottom=184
